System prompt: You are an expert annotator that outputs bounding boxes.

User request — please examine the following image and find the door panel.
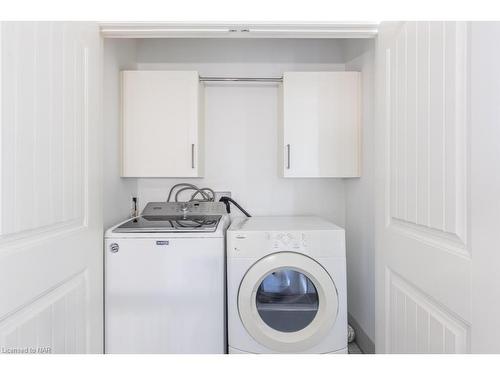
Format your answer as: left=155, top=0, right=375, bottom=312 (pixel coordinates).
left=387, top=21, right=468, bottom=254
left=386, top=270, right=468, bottom=353
left=375, top=22, right=470, bottom=353
left=0, top=22, right=102, bottom=353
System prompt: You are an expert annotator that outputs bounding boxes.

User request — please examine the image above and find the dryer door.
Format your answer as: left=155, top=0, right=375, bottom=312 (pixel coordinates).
left=238, top=252, right=338, bottom=352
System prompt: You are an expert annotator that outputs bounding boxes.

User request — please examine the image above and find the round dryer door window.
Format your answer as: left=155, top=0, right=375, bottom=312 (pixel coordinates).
left=238, top=252, right=338, bottom=352
left=256, top=269, right=319, bottom=332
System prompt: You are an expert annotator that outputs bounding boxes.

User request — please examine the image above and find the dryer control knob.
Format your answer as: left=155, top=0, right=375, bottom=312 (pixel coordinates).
left=279, top=233, right=291, bottom=245
left=109, top=243, right=119, bottom=253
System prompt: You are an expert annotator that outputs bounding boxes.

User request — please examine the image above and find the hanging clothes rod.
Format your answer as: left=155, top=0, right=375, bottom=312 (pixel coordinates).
left=199, top=76, right=283, bottom=83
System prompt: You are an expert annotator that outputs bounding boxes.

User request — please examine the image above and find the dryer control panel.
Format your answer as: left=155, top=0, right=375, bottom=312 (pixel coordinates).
left=228, top=230, right=345, bottom=259
left=230, top=231, right=308, bottom=256
left=269, top=232, right=307, bottom=250
left=227, top=216, right=346, bottom=259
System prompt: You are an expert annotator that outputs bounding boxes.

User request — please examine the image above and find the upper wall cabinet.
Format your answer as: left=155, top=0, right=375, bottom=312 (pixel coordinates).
left=121, top=71, right=204, bottom=177
left=279, top=71, right=361, bottom=178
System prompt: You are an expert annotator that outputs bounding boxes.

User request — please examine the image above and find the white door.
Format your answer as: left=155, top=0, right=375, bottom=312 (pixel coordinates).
left=0, top=22, right=103, bottom=354
left=375, top=22, right=471, bottom=353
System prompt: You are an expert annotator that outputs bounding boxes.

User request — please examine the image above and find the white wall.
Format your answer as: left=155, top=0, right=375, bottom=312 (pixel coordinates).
left=136, top=83, right=345, bottom=223
left=103, top=39, right=138, bottom=228
left=343, top=39, right=376, bottom=348
left=133, top=38, right=349, bottom=224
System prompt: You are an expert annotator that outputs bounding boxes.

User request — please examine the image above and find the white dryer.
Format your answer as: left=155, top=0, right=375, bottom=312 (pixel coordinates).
left=227, top=216, right=347, bottom=354
left=105, top=201, right=229, bottom=354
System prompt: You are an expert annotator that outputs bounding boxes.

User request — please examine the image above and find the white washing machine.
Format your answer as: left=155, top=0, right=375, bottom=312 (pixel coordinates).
left=105, top=201, right=229, bottom=354
left=227, top=216, right=347, bottom=354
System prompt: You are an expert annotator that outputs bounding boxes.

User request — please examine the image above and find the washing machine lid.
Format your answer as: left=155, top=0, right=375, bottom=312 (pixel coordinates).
left=113, top=215, right=222, bottom=233
left=237, top=251, right=339, bottom=352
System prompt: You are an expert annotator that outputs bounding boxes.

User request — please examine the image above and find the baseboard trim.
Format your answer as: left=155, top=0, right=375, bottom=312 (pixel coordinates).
left=348, top=313, right=375, bottom=354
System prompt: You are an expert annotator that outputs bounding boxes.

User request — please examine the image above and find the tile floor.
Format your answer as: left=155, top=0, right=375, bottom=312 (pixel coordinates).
left=348, top=342, right=363, bottom=354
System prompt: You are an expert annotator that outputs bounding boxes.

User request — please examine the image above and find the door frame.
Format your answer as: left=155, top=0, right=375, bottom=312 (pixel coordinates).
left=99, top=22, right=379, bottom=39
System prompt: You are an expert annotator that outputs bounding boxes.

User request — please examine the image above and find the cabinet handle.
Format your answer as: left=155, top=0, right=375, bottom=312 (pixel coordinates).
left=191, top=144, right=195, bottom=169
left=286, top=144, right=291, bottom=169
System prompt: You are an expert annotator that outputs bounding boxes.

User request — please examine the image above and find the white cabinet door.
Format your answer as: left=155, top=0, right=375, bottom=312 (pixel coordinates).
left=280, top=72, right=361, bottom=178
left=0, top=22, right=103, bottom=353
left=121, top=71, right=204, bottom=177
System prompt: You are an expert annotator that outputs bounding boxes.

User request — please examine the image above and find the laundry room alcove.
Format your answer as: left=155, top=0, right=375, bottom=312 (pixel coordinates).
left=102, top=29, right=376, bottom=353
